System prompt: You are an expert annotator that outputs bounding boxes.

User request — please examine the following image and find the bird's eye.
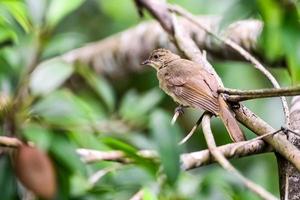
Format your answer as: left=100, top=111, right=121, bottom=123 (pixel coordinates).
left=153, top=54, right=159, bottom=59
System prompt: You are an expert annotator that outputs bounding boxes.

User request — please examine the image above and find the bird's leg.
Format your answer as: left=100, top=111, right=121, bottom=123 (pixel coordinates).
left=171, top=105, right=187, bottom=125
left=178, top=112, right=205, bottom=145
left=223, top=94, right=240, bottom=109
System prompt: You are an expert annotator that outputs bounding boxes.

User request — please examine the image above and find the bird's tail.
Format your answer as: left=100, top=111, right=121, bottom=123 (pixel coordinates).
left=218, top=97, right=245, bottom=142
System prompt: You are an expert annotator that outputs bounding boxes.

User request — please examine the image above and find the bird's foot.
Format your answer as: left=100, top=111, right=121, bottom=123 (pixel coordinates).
left=171, top=105, right=187, bottom=125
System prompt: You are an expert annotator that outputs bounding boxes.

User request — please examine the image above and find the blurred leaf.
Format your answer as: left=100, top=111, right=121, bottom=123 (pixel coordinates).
left=99, top=0, right=138, bottom=28
left=76, top=64, right=115, bottom=111
left=0, top=0, right=31, bottom=32
left=14, top=145, right=57, bottom=199
left=0, top=155, right=18, bottom=200
left=25, top=0, right=47, bottom=28
left=103, top=137, right=158, bottom=175
left=70, top=174, right=91, bottom=196
left=50, top=133, right=86, bottom=175
left=258, top=0, right=284, bottom=61
left=143, top=187, right=158, bottom=200
left=31, top=89, right=102, bottom=128
left=281, top=5, right=300, bottom=84
left=70, top=131, right=110, bottom=150
left=119, top=89, right=163, bottom=125
left=150, top=110, right=181, bottom=185
left=46, top=0, right=85, bottom=28
left=30, top=58, right=74, bottom=96
left=0, top=25, right=17, bottom=46
left=258, top=0, right=300, bottom=84
left=43, top=32, right=86, bottom=58
left=221, top=0, right=257, bottom=30
left=22, top=123, right=53, bottom=151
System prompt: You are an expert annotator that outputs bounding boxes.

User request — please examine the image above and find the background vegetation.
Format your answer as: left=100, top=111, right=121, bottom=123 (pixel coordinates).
left=0, top=0, right=299, bottom=199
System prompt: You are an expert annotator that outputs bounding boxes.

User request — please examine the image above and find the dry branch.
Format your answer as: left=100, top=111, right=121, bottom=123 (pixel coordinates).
left=219, top=86, right=300, bottom=102
left=134, top=0, right=300, bottom=172
left=169, top=4, right=290, bottom=126
left=201, top=113, right=278, bottom=200
left=0, top=135, right=269, bottom=169
left=58, top=17, right=265, bottom=80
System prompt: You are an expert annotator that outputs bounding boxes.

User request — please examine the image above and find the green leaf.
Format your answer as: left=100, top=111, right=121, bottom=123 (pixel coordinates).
left=25, top=0, right=47, bottom=28
left=30, top=58, right=74, bottom=96
left=119, top=89, right=163, bottom=125
left=43, top=32, right=86, bottom=58
left=70, top=174, right=91, bottom=196
left=46, top=0, right=85, bottom=28
left=257, top=0, right=284, bottom=61
left=0, top=155, right=18, bottom=200
left=22, top=123, right=53, bottom=151
left=31, top=90, right=102, bottom=129
left=102, top=137, right=158, bottom=175
left=70, top=131, right=110, bottom=151
left=143, top=187, right=158, bottom=200
left=76, top=65, right=115, bottom=112
left=50, top=133, right=86, bottom=175
left=0, top=0, right=31, bottom=32
left=150, top=109, right=181, bottom=185
left=0, top=25, right=17, bottom=46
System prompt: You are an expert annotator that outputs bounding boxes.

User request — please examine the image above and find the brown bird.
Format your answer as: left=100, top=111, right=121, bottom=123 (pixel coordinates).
left=142, top=49, right=245, bottom=142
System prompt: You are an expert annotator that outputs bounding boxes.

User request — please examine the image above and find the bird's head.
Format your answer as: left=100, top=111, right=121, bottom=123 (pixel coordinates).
left=142, top=49, right=180, bottom=70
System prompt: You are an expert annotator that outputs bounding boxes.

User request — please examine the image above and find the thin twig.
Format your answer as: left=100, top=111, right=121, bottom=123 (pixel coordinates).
left=170, top=4, right=290, bottom=126
left=230, top=129, right=281, bottom=155
left=201, top=113, right=278, bottom=200
left=219, top=86, right=300, bottom=102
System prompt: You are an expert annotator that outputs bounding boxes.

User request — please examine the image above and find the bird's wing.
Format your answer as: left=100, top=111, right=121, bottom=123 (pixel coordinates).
left=165, top=62, right=220, bottom=114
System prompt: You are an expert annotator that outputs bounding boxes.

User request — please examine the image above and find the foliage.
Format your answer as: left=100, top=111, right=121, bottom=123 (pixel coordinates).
left=0, top=0, right=297, bottom=199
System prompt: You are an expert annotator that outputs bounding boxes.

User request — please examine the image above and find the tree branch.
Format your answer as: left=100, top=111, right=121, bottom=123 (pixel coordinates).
left=134, top=0, right=300, bottom=171
left=0, top=136, right=270, bottom=169
left=201, top=113, right=278, bottom=200
left=169, top=4, right=290, bottom=126
left=234, top=105, right=300, bottom=170
left=219, top=86, right=300, bottom=102
left=277, top=96, right=300, bottom=199
left=56, top=17, right=267, bottom=80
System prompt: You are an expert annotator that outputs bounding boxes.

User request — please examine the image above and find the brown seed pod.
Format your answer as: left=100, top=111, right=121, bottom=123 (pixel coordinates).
left=14, top=145, right=57, bottom=199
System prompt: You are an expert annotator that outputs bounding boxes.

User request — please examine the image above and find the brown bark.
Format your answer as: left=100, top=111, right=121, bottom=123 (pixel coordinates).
left=278, top=96, right=300, bottom=200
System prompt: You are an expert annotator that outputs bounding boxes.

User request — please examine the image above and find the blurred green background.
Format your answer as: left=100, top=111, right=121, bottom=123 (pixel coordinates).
left=1, top=0, right=299, bottom=199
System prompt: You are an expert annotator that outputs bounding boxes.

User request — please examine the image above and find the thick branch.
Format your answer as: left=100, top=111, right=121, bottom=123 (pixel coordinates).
left=135, top=0, right=300, bottom=171
left=277, top=96, right=300, bottom=199
left=58, top=17, right=265, bottom=80
left=170, top=4, right=290, bottom=126
left=234, top=105, right=300, bottom=171
left=201, top=113, right=278, bottom=200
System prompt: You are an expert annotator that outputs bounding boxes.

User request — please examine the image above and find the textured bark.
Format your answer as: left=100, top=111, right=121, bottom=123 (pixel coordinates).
left=60, top=17, right=264, bottom=79
left=278, top=96, right=300, bottom=200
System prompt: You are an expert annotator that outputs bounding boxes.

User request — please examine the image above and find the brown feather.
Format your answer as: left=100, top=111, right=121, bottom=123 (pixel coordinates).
left=146, top=49, right=245, bottom=142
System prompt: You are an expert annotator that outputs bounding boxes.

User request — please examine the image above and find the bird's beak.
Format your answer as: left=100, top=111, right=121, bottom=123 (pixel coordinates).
left=141, top=59, right=150, bottom=65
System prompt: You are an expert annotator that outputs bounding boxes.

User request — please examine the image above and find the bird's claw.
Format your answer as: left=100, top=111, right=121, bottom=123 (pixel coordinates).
left=171, top=105, right=186, bottom=125
left=175, top=105, right=185, bottom=115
